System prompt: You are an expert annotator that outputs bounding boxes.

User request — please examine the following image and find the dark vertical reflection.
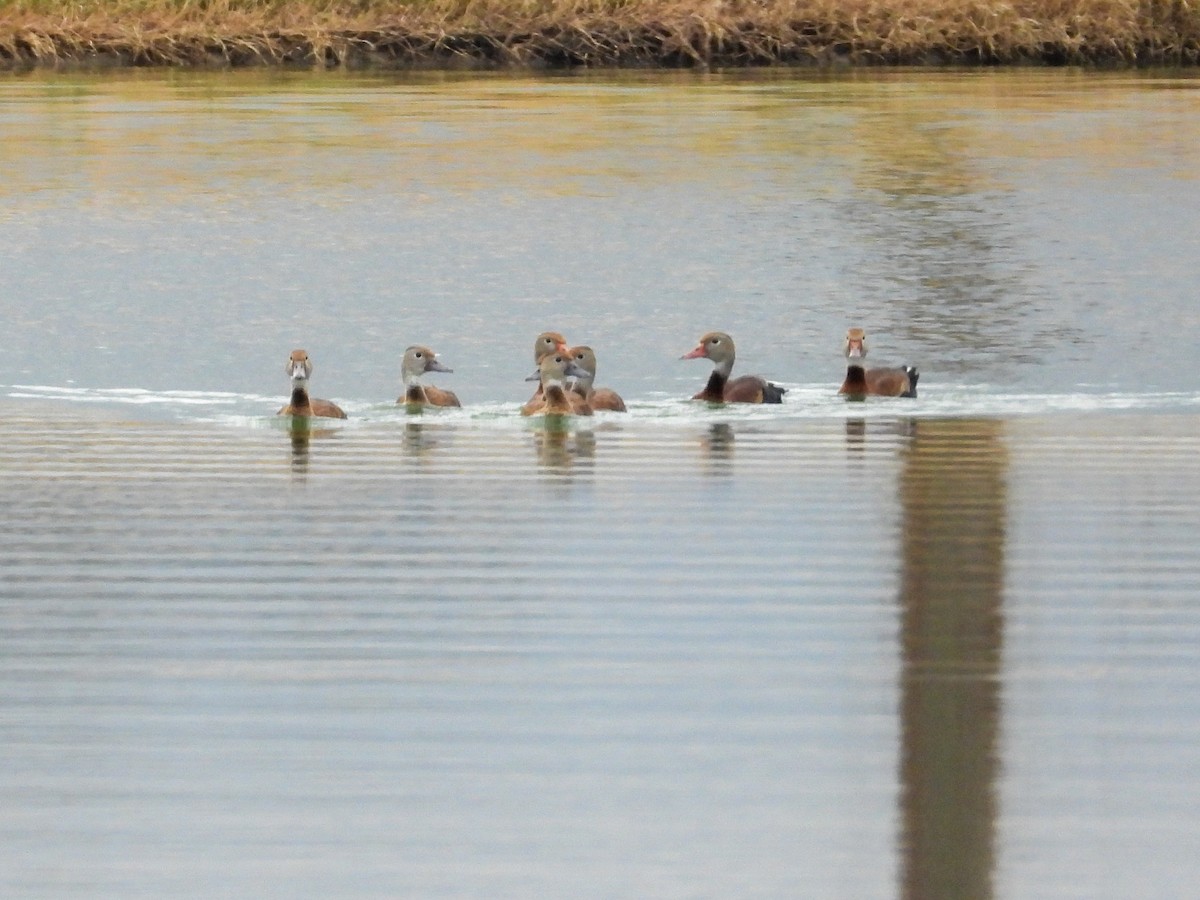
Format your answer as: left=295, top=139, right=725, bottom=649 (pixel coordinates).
left=700, top=423, right=735, bottom=476
left=288, top=417, right=312, bottom=477
left=286, top=418, right=340, bottom=478
left=844, top=418, right=867, bottom=453
left=897, top=418, right=1007, bottom=900
left=402, top=421, right=447, bottom=466
left=532, top=419, right=594, bottom=478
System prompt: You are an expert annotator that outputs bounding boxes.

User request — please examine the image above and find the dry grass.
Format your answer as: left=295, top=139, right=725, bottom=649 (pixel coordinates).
left=0, top=0, right=1197, bottom=67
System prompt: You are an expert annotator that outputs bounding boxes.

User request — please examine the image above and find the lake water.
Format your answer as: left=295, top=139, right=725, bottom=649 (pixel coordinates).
left=2, top=68, right=1199, bottom=898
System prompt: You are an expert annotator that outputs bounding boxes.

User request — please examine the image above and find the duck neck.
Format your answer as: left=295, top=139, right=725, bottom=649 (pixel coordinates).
left=405, top=383, right=428, bottom=404
left=842, top=364, right=868, bottom=395
left=290, top=385, right=312, bottom=414
left=543, top=383, right=572, bottom=414
left=701, top=368, right=728, bottom=402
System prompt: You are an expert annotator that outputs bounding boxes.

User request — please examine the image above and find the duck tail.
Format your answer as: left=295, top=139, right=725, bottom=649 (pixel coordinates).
left=763, top=382, right=787, bottom=404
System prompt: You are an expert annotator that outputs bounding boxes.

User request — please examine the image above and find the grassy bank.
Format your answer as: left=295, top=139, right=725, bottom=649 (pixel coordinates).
left=1, top=0, right=1198, bottom=68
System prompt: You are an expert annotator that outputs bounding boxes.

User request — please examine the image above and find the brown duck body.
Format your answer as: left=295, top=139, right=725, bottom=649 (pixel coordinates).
left=683, top=332, right=785, bottom=404
left=277, top=350, right=347, bottom=419
left=279, top=388, right=347, bottom=419
left=520, top=393, right=548, bottom=417
left=533, top=383, right=592, bottom=416
left=692, top=371, right=784, bottom=404
left=585, top=388, right=627, bottom=412
left=839, top=365, right=918, bottom=398
left=521, top=383, right=590, bottom=416
left=402, top=384, right=461, bottom=408
left=837, top=329, right=918, bottom=398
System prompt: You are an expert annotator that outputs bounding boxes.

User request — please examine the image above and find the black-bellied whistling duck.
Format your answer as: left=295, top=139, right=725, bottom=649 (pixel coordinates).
left=568, top=346, right=627, bottom=412
left=522, top=330, right=570, bottom=415
left=397, top=345, right=460, bottom=408
left=277, top=349, right=347, bottom=419
left=681, top=331, right=786, bottom=404
left=838, top=328, right=919, bottom=398
left=533, top=331, right=569, bottom=363
left=521, top=352, right=593, bottom=417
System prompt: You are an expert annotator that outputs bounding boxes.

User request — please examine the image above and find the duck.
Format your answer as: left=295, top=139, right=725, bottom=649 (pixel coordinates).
left=522, top=352, right=594, bottom=417
left=568, top=345, right=627, bottom=412
left=681, top=331, right=786, bottom=404
left=397, top=345, right=460, bottom=408
left=533, top=331, right=569, bottom=364
left=521, top=330, right=570, bottom=415
left=838, top=328, right=919, bottom=398
left=277, top=349, right=347, bottom=419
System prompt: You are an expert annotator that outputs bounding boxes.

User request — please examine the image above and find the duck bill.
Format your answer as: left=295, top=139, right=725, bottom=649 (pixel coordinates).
left=564, top=360, right=591, bottom=380
left=681, top=346, right=706, bottom=360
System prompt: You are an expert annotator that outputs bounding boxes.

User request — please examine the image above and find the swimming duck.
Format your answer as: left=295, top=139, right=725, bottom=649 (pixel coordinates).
left=568, top=346, right=627, bottom=412
left=533, top=331, right=569, bottom=363
left=398, top=345, right=460, bottom=408
left=681, top=331, right=786, bottom=404
left=277, top=349, right=347, bottom=419
left=522, top=330, right=571, bottom=415
left=838, top=328, right=919, bottom=398
left=522, top=352, right=593, bottom=417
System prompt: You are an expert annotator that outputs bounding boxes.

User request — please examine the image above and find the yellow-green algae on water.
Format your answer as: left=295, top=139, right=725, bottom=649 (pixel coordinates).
left=1, top=0, right=1198, bottom=68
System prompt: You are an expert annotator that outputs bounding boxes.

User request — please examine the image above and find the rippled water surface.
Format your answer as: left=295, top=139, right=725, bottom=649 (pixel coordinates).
left=2, top=68, right=1200, bottom=898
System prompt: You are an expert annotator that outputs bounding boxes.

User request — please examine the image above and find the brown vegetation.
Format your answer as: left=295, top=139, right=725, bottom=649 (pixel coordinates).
left=0, top=0, right=1197, bottom=68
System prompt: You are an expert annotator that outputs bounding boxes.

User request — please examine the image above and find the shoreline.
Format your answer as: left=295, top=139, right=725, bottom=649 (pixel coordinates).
left=2, top=1, right=1199, bottom=70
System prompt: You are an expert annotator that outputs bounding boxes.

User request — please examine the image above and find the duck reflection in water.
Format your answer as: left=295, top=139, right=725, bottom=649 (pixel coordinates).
left=845, top=418, right=867, bottom=452
left=401, top=421, right=446, bottom=462
left=284, top=415, right=338, bottom=477
left=700, top=422, right=735, bottom=476
left=532, top=416, right=595, bottom=476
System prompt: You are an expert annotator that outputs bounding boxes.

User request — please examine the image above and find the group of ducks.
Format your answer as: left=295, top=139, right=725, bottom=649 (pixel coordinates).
left=278, top=328, right=919, bottom=420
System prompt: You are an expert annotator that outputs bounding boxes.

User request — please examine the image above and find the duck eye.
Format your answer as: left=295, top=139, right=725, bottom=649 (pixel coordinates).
left=415, top=351, right=423, bottom=358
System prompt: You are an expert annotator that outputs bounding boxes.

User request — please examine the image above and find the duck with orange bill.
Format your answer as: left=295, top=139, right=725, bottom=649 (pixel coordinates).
left=681, top=331, right=785, bottom=404
left=838, top=328, right=918, bottom=398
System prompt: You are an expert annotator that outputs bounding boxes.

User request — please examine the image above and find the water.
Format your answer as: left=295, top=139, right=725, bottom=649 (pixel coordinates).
left=2, top=68, right=1200, bottom=898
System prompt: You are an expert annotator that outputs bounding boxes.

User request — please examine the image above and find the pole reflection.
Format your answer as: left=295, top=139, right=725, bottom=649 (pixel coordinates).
left=896, top=418, right=1007, bottom=900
